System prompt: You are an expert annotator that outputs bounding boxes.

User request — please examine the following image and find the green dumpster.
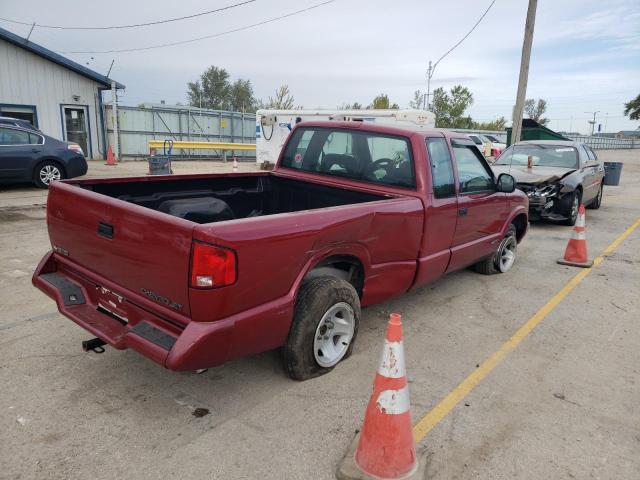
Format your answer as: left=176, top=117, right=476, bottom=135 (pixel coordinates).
left=506, top=119, right=570, bottom=146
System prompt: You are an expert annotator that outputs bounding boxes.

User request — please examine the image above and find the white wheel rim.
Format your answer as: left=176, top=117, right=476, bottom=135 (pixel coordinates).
left=313, top=302, right=355, bottom=368
left=40, top=165, right=61, bottom=185
left=498, top=236, right=517, bottom=273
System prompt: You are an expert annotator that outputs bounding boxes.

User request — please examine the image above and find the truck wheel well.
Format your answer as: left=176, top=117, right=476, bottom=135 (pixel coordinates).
left=512, top=214, right=527, bottom=242
left=303, top=256, right=364, bottom=298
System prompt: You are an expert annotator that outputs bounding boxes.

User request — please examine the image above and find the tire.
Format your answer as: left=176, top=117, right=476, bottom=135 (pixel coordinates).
left=474, top=224, right=518, bottom=275
left=34, top=161, right=65, bottom=188
left=587, top=183, right=603, bottom=210
left=561, top=190, right=582, bottom=226
left=282, top=276, right=360, bottom=381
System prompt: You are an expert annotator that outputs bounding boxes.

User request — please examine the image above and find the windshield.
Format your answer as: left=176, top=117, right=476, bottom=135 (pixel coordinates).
left=281, top=127, right=415, bottom=188
left=495, top=144, right=579, bottom=169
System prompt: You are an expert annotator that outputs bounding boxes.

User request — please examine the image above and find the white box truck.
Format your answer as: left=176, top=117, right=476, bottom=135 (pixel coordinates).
left=255, top=109, right=436, bottom=165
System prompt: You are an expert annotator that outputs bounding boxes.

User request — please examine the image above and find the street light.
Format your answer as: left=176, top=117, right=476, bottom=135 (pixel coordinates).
left=584, top=111, right=600, bottom=136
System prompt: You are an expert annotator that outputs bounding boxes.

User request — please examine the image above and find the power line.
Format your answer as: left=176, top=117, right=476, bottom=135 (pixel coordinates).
left=0, top=0, right=257, bottom=30
left=424, top=0, right=496, bottom=108
left=433, top=0, right=497, bottom=71
left=59, top=0, right=336, bottom=54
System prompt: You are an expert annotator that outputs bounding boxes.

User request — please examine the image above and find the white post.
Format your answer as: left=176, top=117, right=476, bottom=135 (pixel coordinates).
left=510, top=0, right=538, bottom=146
left=111, top=81, right=119, bottom=160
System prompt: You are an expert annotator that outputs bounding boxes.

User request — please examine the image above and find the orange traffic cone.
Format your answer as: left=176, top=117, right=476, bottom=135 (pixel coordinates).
left=337, top=314, right=425, bottom=480
left=105, top=145, right=117, bottom=166
left=557, top=204, right=593, bottom=268
left=232, top=157, right=238, bottom=172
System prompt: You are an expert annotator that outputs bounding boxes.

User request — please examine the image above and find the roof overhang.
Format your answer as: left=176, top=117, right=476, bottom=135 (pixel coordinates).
left=0, top=26, right=125, bottom=89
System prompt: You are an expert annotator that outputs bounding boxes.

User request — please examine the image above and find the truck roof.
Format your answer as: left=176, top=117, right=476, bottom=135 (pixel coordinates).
left=294, top=120, right=470, bottom=140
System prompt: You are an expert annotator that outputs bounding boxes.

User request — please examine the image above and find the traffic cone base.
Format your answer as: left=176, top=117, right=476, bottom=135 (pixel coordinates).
left=336, top=433, right=427, bottom=480
left=557, top=257, right=593, bottom=268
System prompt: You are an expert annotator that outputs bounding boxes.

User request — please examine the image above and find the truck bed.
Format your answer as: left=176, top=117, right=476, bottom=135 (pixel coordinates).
left=81, top=173, right=386, bottom=223
left=36, top=171, right=423, bottom=369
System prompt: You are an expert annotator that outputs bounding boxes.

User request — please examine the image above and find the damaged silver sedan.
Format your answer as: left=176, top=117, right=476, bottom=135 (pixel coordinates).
left=492, top=140, right=604, bottom=226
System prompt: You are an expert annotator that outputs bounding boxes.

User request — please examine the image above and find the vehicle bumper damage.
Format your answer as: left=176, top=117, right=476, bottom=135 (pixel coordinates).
left=517, top=171, right=575, bottom=221
left=32, top=251, right=291, bottom=371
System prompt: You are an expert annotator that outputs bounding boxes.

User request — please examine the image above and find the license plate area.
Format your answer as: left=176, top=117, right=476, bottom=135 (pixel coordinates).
left=96, top=286, right=129, bottom=324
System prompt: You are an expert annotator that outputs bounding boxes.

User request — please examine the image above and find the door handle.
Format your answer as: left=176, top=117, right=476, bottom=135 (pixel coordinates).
left=458, top=207, right=468, bottom=217
left=32, top=148, right=41, bottom=153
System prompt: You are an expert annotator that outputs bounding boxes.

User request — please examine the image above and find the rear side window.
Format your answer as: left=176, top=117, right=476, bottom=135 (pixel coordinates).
left=29, top=133, right=43, bottom=145
left=281, top=127, right=415, bottom=188
left=452, top=141, right=495, bottom=193
left=0, top=127, right=30, bottom=145
left=426, top=138, right=456, bottom=198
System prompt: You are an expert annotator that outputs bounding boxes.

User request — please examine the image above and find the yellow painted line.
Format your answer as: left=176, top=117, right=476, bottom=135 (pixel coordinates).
left=413, top=218, right=640, bottom=443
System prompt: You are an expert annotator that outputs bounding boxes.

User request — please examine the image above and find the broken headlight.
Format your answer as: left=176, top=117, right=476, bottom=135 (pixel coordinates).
left=525, top=183, right=561, bottom=199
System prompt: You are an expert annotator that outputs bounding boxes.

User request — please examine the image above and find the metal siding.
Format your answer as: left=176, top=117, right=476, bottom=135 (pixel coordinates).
left=0, top=39, right=105, bottom=159
left=104, top=105, right=257, bottom=159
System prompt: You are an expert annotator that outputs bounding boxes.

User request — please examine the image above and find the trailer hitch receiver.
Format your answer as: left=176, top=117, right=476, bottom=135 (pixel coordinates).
left=82, top=338, right=106, bottom=354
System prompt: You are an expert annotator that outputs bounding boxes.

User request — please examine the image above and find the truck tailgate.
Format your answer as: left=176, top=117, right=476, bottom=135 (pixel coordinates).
left=46, top=181, right=194, bottom=319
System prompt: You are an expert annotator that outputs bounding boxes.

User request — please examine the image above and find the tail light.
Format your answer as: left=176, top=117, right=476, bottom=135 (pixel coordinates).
left=190, top=242, right=237, bottom=288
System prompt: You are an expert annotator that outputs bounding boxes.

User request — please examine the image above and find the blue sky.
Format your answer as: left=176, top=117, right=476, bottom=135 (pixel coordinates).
left=2, top=0, right=638, bottom=133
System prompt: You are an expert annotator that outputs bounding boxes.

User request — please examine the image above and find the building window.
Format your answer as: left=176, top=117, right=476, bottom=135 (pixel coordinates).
left=0, top=104, right=38, bottom=128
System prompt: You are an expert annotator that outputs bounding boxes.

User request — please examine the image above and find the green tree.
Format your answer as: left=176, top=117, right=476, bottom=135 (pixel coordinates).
left=409, top=90, right=425, bottom=109
left=229, top=79, right=257, bottom=112
left=432, top=85, right=474, bottom=128
left=187, top=66, right=256, bottom=111
left=187, top=66, right=231, bottom=110
left=473, top=116, right=507, bottom=131
left=623, top=94, right=640, bottom=120
left=524, top=98, right=549, bottom=125
left=339, top=102, right=364, bottom=110
left=368, top=94, right=399, bottom=109
left=370, top=94, right=390, bottom=109
left=263, top=85, right=295, bottom=109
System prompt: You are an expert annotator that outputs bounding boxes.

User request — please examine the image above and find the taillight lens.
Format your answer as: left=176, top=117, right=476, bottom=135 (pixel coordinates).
left=190, top=242, right=236, bottom=288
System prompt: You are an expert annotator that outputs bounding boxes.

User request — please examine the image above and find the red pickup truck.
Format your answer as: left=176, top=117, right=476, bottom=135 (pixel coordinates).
left=33, top=122, right=528, bottom=380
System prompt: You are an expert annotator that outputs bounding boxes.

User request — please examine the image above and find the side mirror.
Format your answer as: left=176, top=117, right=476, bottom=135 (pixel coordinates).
left=496, top=173, right=516, bottom=193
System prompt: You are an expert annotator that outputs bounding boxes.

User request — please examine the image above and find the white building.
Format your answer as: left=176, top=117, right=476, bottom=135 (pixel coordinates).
left=0, top=26, right=124, bottom=159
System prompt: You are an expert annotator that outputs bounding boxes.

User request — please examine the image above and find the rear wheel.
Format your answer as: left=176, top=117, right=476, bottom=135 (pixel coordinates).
left=34, top=161, right=64, bottom=188
left=474, top=224, right=518, bottom=275
left=587, top=183, right=603, bottom=210
left=282, top=276, right=360, bottom=381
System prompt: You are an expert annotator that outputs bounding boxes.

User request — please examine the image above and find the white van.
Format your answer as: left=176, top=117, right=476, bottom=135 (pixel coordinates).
left=255, top=109, right=436, bottom=165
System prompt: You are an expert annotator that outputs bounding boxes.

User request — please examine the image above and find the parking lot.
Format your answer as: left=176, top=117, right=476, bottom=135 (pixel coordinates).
left=1, top=150, right=639, bottom=480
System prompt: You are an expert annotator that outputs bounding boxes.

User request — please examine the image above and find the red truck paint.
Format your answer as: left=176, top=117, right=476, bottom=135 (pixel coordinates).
left=33, top=122, right=528, bottom=371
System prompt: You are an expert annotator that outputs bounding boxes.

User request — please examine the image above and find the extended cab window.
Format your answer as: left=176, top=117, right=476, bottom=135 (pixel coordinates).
left=282, top=127, right=415, bottom=188
left=426, top=137, right=455, bottom=198
left=452, top=140, right=495, bottom=193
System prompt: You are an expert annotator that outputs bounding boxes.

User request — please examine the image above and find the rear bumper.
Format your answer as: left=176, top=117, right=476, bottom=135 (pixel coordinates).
left=32, top=252, right=290, bottom=371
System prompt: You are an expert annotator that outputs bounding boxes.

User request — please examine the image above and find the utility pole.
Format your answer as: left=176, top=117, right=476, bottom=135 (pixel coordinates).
left=585, top=111, right=599, bottom=136
left=510, top=0, right=538, bottom=146
left=423, top=61, right=433, bottom=110
left=110, top=81, right=119, bottom=160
